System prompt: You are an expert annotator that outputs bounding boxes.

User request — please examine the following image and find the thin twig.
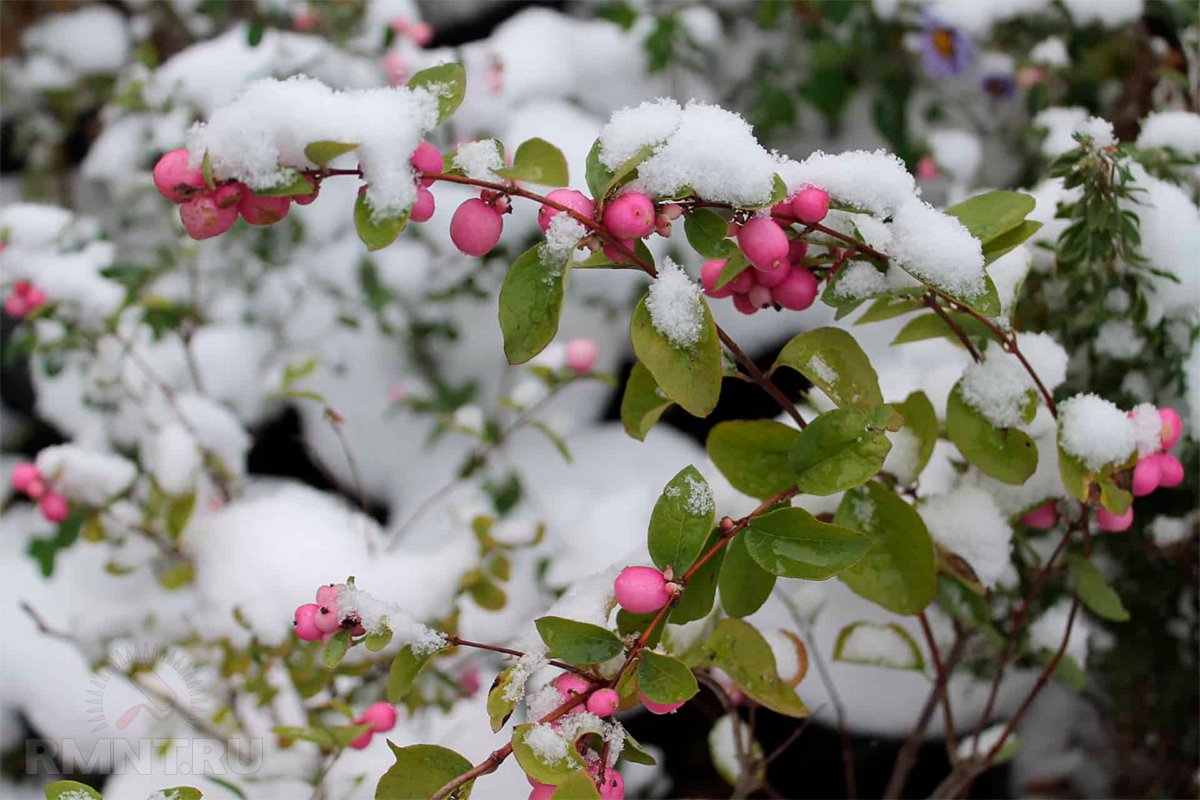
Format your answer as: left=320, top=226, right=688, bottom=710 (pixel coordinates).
left=918, top=611, right=959, bottom=756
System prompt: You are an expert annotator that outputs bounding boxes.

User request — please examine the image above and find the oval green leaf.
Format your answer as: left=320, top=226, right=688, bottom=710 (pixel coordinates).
left=788, top=407, right=892, bottom=495
left=407, top=63, right=466, bottom=123
left=534, top=616, right=623, bottom=664
left=499, top=244, right=568, bottom=364
left=629, top=292, right=722, bottom=418
left=719, top=532, right=777, bottom=617
left=620, top=360, right=673, bottom=441
left=648, top=466, right=716, bottom=574
left=376, top=742, right=474, bottom=800
left=946, top=382, right=1037, bottom=485
left=698, top=618, right=808, bottom=718
left=706, top=419, right=801, bottom=499
left=637, top=650, right=699, bottom=704
left=774, top=327, right=883, bottom=409
left=744, top=506, right=873, bottom=580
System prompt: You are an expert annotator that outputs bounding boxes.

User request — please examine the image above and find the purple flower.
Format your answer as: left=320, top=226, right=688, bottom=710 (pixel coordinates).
left=919, top=13, right=975, bottom=78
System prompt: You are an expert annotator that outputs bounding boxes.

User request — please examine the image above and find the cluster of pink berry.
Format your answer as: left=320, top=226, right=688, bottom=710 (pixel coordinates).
left=1021, top=406, right=1185, bottom=533
left=293, top=584, right=365, bottom=643
left=390, top=15, right=434, bottom=46
left=10, top=462, right=68, bottom=522
left=3, top=280, right=47, bottom=319
left=348, top=701, right=398, bottom=750
left=526, top=673, right=626, bottom=799
left=700, top=186, right=831, bottom=315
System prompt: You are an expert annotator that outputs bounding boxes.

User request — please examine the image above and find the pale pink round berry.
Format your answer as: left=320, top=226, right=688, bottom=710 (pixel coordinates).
left=383, top=53, right=408, bottom=87
left=553, top=672, right=593, bottom=700
left=753, top=258, right=790, bottom=288
left=153, top=149, right=206, bottom=203
left=1131, top=457, right=1162, bottom=497
left=360, top=702, right=398, bottom=733
left=410, top=141, right=442, bottom=186
left=772, top=267, right=819, bottom=311
left=660, top=203, right=683, bottom=221
left=1157, top=453, right=1184, bottom=488
left=450, top=198, right=504, bottom=256
left=791, top=187, right=830, bottom=224
left=40, top=492, right=68, bottom=523
left=3, top=294, right=28, bottom=318
left=293, top=175, right=320, bottom=206
left=313, top=605, right=341, bottom=634
left=294, top=604, right=323, bottom=641
left=1095, top=506, right=1133, bottom=533
left=564, top=338, right=598, bottom=376
left=458, top=666, right=481, bottom=695
left=788, top=239, right=808, bottom=263
left=349, top=728, right=373, bottom=749
left=602, top=238, right=636, bottom=264
left=737, top=218, right=789, bottom=271
left=23, top=286, right=47, bottom=310
left=528, top=782, right=555, bottom=800
left=411, top=186, right=436, bottom=222
left=701, top=259, right=733, bottom=299
left=732, top=293, right=759, bottom=315
left=613, top=566, right=671, bottom=614
left=747, top=283, right=773, bottom=309
left=639, top=690, right=684, bottom=715
left=654, top=215, right=673, bottom=239
left=602, top=193, right=655, bottom=239
left=24, top=477, right=46, bottom=500
left=407, top=21, right=434, bottom=46
left=1020, top=501, right=1058, bottom=530
left=917, top=155, right=940, bottom=181
left=1160, top=407, right=1182, bottom=451
left=586, top=688, right=621, bottom=717
left=315, top=584, right=339, bottom=605
left=599, top=769, right=625, bottom=800
left=179, top=194, right=239, bottom=240
left=239, top=193, right=291, bottom=226
left=538, top=189, right=594, bottom=233
left=11, top=462, right=39, bottom=493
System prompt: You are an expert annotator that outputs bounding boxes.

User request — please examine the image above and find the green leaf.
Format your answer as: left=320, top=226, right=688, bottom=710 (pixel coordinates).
left=1043, top=650, right=1086, bottom=691
left=789, top=408, right=892, bottom=495
left=683, top=209, right=736, bottom=258
left=744, top=506, right=872, bottom=580
left=637, top=650, right=699, bottom=704
left=719, top=532, right=777, bottom=617
left=946, top=382, right=1037, bottom=485
left=486, top=667, right=518, bottom=733
left=512, top=724, right=586, bottom=784
left=45, top=781, right=102, bottom=800
left=629, top=292, right=722, bottom=418
left=712, top=251, right=750, bottom=291
left=602, top=144, right=657, bottom=199
left=534, top=617, right=623, bottom=664
left=495, top=138, right=570, bottom=186
left=499, top=244, right=567, bottom=364
left=407, top=63, right=466, bottom=123
left=158, top=560, right=194, bottom=590
left=147, top=788, right=202, bottom=800
left=166, top=492, right=195, bottom=538
left=892, top=311, right=994, bottom=346
left=323, top=629, right=351, bottom=669
left=1098, top=477, right=1131, bottom=515
left=698, top=619, right=808, bottom=717
left=856, top=296, right=922, bottom=324
left=945, top=191, right=1036, bottom=246
left=256, top=171, right=315, bottom=197
left=584, top=139, right=614, bottom=201
left=1057, top=447, right=1092, bottom=502
left=706, top=420, right=801, bottom=499
left=773, top=327, right=882, bottom=409
left=354, top=191, right=408, bottom=251
left=617, top=608, right=663, bottom=648
left=330, top=722, right=373, bottom=747
left=1068, top=555, right=1129, bottom=622
left=620, top=731, right=659, bottom=765
left=670, top=530, right=723, bottom=624
left=387, top=644, right=439, bottom=702
left=835, top=483, right=936, bottom=615
left=620, top=361, right=673, bottom=441
left=376, top=743, right=474, bottom=800
left=833, top=621, right=925, bottom=670
left=274, top=724, right=336, bottom=748
left=648, top=466, right=716, bottom=573
left=935, top=574, right=1002, bottom=648
left=200, top=152, right=214, bottom=188
left=305, top=141, right=359, bottom=167
left=552, top=770, right=602, bottom=799
left=983, top=220, right=1042, bottom=265
left=746, top=173, right=789, bottom=209
left=891, top=391, right=938, bottom=482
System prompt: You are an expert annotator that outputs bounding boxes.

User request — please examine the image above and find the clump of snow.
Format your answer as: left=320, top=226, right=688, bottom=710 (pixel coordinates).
left=1136, top=111, right=1200, bottom=155
left=186, top=76, right=441, bottom=219
left=35, top=445, right=137, bottom=506
left=1076, top=116, right=1117, bottom=148
left=1034, top=108, right=1117, bottom=157
left=1128, top=403, right=1164, bottom=457
left=1124, top=164, right=1200, bottom=325
left=927, top=129, right=982, bottom=184
left=781, top=149, right=916, bottom=216
left=883, top=427, right=923, bottom=486
left=683, top=473, right=715, bottom=515
left=987, top=245, right=1032, bottom=320
left=920, top=487, right=1014, bottom=589
left=453, top=140, right=504, bottom=181
left=838, top=623, right=920, bottom=669
left=524, top=722, right=571, bottom=765
left=1028, top=599, right=1091, bottom=666
left=956, top=723, right=1009, bottom=761
left=1058, top=394, right=1135, bottom=471
left=889, top=198, right=987, bottom=300
left=0, top=204, right=74, bottom=246
left=597, top=100, right=778, bottom=206
left=1030, top=37, right=1070, bottom=67
left=808, top=355, right=837, bottom=385
left=646, top=258, right=704, bottom=349
left=543, top=215, right=586, bottom=262
left=1149, top=515, right=1194, bottom=548
left=960, top=357, right=1034, bottom=429
left=502, top=650, right=549, bottom=703
left=1060, top=0, right=1144, bottom=28
left=22, top=6, right=131, bottom=75
left=140, top=425, right=201, bottom=497
left=336, top=583, right=446, bottom=651
left=1016, top=332, right=1069, bottom=391
left=828, top=262, right=920, bottom=302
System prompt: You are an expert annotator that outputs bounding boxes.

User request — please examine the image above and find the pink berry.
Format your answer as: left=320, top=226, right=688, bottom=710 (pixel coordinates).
left=450, top=198, right=504, bottom=256
left=599, top=770, right=625, bottom=800
left=700, top=259, right=733, bottom=298
left=239, top=192, right=291, bottom=226
left=553, top=672, right=593, bottom=699
left=732, top=293, right=759, bottom=315
left=1160, top=408, right=1183, bottom=450
left=293, top=175, right=320, bottom=206
left=586, top=688, right=621, bottom=717
left=602, top=238, right=635, bottom=264
left=772, top=267, right=819, bottom=311
left=294, top=604, right=323, bottom=641
left=602, top=193, right=655, bottom=239
left=753, top=257, right=790, bottom=288
left=411, top=186, right=436, bottom=222
left=737, top=218, right=789, bottom=271
left=564, top=338, right=598, bottom=375
left=458, top=666, right=481, bottom=695
left=3, top=294, right=28, bottom=318
left=24, top=477, right=45, bottom=500
left=23, top=286, right=46, bottom=310
left=1020, top=501, right=1058, bottom=530
left=407, top=21, right=434, bottom=46
left=11, top=462, right=39, bottom=493
left=1157, top=453, right=1184, bottom=488
left=788, top=239, right=808, bottom=263
left=152, top=149, right=206, bottom=203
left=917, top=155, right=940, bottom=181
left=613, top=566, right=671, bottom=614
left=313, top=606, right=341, bottom=634
left=747, top=283, right=773, bottom=309
left=528, top=782, right=555, bottom=800
left=349, top=728, right=373, bottom=749
left=1096, top=506, right=1133, bottom=533
left=410, top=141, right=442, bottom=186
left=639, top=690, right=685, bottom=715
left=660, top=203, right=683, bottom=221
left=360, top=702, right=398, bottom=733
left=179, top=194, right=239, bottom=240
left=1131, top=457, right=1162, bottom=497
left=538, top=189, right=594, bottom=233
left=40, top=492, right=68, bottom=523
left=792, top=187, right=830, bottom=224
left=315, top=585, right=339, bottom=605
left=728, top=269, right=756, bottom=294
